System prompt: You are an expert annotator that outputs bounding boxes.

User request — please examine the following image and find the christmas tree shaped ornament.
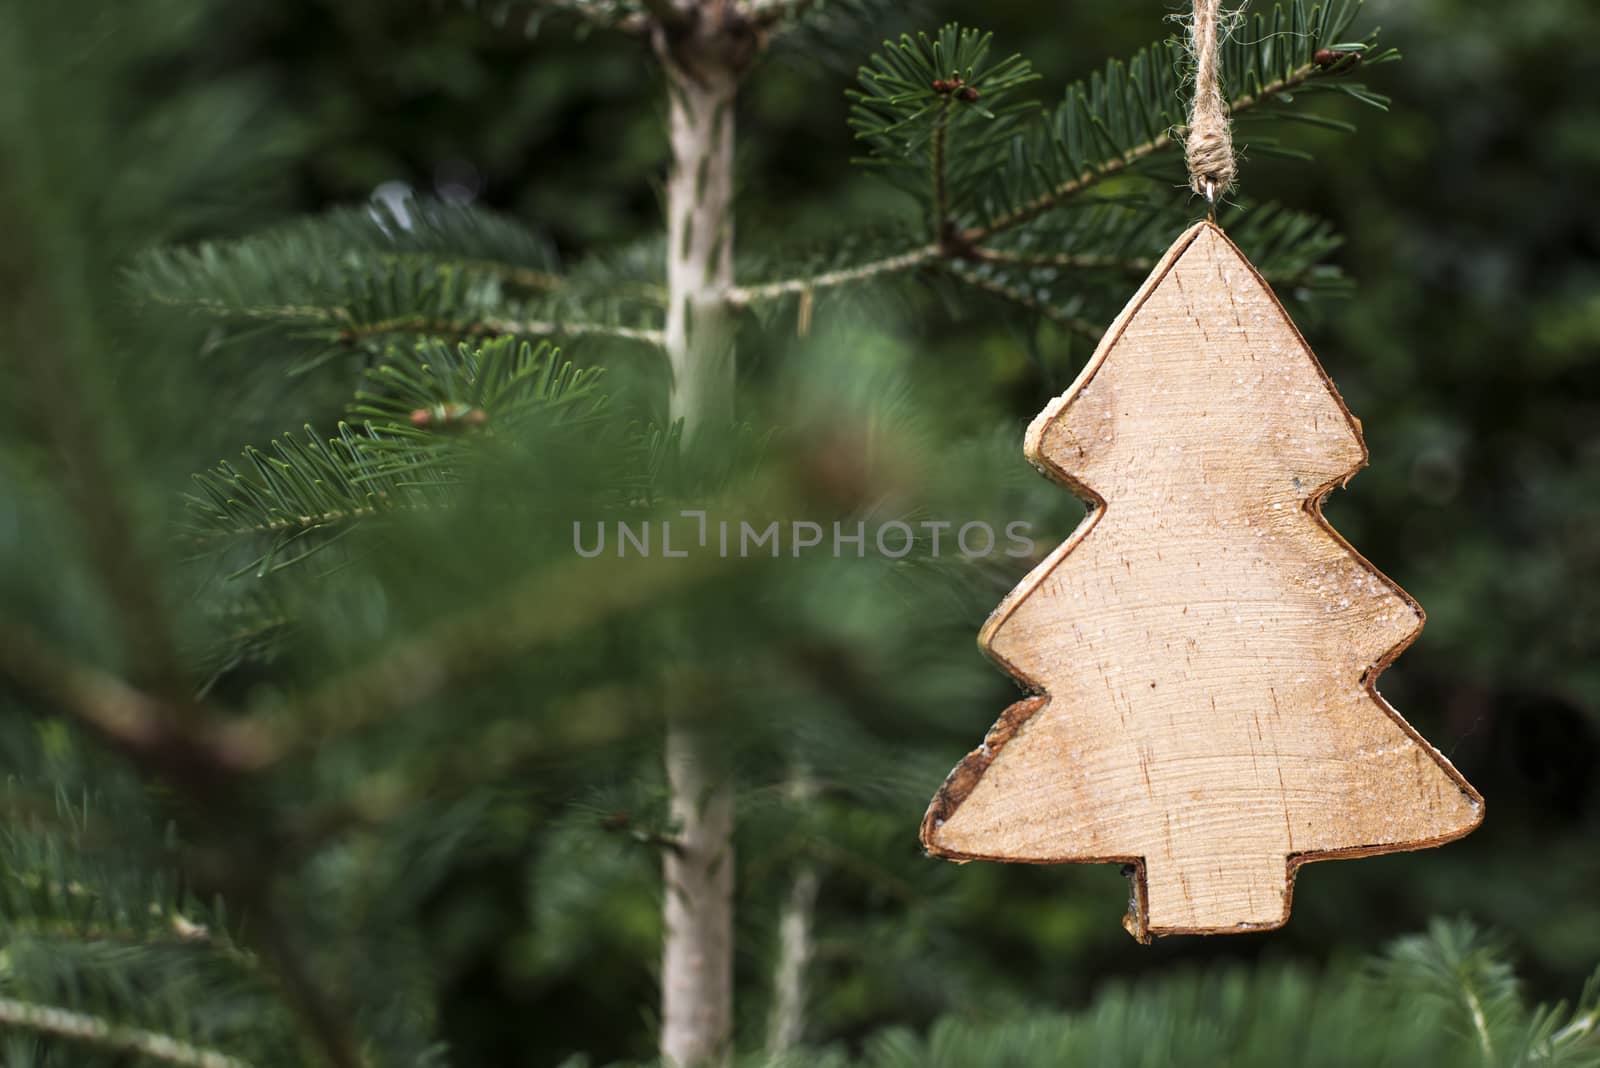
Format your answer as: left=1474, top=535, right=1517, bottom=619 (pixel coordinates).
left=920, top=0, right=1482, bottom=941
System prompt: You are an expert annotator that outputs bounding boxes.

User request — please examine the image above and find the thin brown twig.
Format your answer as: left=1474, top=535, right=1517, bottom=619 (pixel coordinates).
left=931, top=96, right=952, bottom=237
left=255, top=908, right=366, bottom=1068
left=725, top=245, right=941, bottom=305
left=5, top=535, right=735, bottom=781
left=333, top=314, right=665, bottom=348
left=141, top=295, right=666, bottom=348
left=0, top=623, right=254, bottom=778
left=218, top=549, right=736, bottom=770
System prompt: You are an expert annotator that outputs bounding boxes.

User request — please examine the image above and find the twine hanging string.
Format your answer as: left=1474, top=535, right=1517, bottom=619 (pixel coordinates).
left=1185, top=0, right=1237, bottom=212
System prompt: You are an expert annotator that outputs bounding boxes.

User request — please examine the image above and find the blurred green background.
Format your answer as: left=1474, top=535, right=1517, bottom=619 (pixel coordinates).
left=3, top=0, right=1597, bottom=1063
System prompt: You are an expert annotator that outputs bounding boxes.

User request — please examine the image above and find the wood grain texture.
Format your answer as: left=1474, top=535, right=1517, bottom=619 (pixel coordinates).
left=920, top=221, right=1483, bottom=941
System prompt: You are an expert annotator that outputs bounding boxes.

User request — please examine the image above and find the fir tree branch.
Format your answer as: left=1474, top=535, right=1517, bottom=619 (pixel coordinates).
left=228, top=551, right=734, bottom=769
left=380, top=252, right=566, bottom=292
left=254, top=911, right=365, bottom=1068
left=280, top=683, right=654, bottom=846
left=931, top=95, right=953, bottom=234
left=844, top=7, right=1393, bottom=257
left=942, top=267, right=1101, bottom=340
left=971, top=245, right=1342, bottom=293
left=967, top=247, right=1155, bottom=273
left=1464, top=981, right=1496, bottom=1064
left=1376, top=919, right=1525, bottom=1063
left=133, top=197, right=568, bottom=298
left=963, top=59, right=1324, bottom=244
left=185, top=340, right=619, bottom=575
left=962, top=126, right=1172, bottom=243
left=4, top=914, right=259, bottom=969
left=3, top=209, right=192, bottom=705
left=0, top=996, right=254, bottom=1068
left=0, top=625, right=163, bottom=754
left=0, top=624, right=256, bottom=778
left=0, top=653, right=357, bottom=1064
left=1551, top=1004, right=1598, bottom=1046
left=754, top=0, right=925, bottom=65
left=132, top=198, right=670, bottom=364
left=732, top=195, right=1351, bottom=315
left=148, top=296, right=665, bottom=349
left=333, top=312, right=666, bottom=348
left=150, top=298, right=337, bottom=325
left=725, top=243, right=1147, bottom=309
left=727, top=244, right=940, bottom=305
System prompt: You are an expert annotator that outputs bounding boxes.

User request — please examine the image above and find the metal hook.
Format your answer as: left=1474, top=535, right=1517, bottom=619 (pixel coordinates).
left=1205, top=179, right=1217, bottom=223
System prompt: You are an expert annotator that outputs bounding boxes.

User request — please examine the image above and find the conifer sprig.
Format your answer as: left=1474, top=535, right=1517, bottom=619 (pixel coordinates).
left=132, top=200, right=666, bottom=369
left=739, top=0, right=1393, bottom=314
left=735, top=199, right=1350, bottom=338
left=1375, top=919, right=1600, bottom=1066
left=0, top=779, right=301, bottom=1068
left=0, top=998, right=256, bottom=1068
left=185, top=338, right=614, bottom=571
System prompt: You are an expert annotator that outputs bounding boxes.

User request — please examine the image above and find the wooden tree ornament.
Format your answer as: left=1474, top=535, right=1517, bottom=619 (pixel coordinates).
left=920, top=221, right=1483, bottom=941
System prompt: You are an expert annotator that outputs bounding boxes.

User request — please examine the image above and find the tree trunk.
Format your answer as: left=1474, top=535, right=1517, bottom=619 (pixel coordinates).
left=656, top=4, right=754, bottom=1062
left=662, top=719, right=735, bottom=1067
left=662, top=53, right=737, bottom=430
left=765, top=865, right=819, bottom=1055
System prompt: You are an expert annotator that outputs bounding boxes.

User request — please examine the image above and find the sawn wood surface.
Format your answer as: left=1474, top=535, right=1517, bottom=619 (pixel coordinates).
left=920, top=221, right=1483, bottom=941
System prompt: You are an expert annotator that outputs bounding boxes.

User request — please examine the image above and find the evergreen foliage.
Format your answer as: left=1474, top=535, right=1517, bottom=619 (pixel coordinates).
left=134, top=202, right=662, bottom=373
left=774, top=921, right=1600, bottom=1068
left=739, top=1, right=1390, bottom=344
left=185, top=338, right=617, bottom=566
left=1, top=0, right=1594, bottom=1064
